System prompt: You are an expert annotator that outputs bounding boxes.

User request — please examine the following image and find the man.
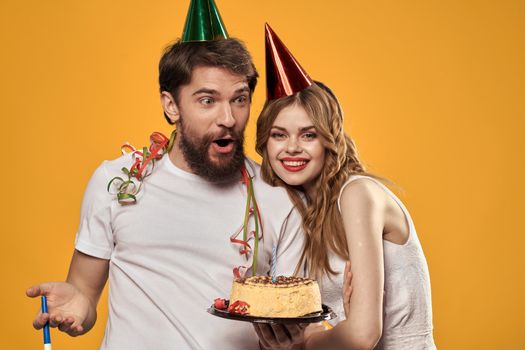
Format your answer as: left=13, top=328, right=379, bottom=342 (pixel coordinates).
left=26, top=1, right=304, bottom=349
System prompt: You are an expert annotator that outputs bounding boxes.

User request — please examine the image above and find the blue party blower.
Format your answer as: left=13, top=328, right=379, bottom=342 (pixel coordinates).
left=41, top=296, right=52, bottom=350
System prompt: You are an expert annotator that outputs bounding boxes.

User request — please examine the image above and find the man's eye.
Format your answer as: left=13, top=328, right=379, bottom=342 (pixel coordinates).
left=200, top=97, right=214, bottom=105
left=234, top=95, right=248, bottom=104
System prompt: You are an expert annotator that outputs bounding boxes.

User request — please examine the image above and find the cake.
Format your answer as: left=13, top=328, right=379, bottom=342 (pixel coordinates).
left=228, top=276, right=322, bottom=317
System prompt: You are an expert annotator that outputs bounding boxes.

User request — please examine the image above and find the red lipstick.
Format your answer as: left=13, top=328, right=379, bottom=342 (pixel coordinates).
left=280, top=157, right=309, bottom=172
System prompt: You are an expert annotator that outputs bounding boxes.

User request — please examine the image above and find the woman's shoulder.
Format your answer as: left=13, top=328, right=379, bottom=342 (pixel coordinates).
left=339, top=175, right=390, bottom=211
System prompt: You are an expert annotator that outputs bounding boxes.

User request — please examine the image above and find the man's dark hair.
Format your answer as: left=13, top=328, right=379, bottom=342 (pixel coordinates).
left=159, top=38, right=259, bottom=124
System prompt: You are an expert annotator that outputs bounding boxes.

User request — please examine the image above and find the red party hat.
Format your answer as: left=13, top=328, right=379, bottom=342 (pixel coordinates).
left=265, top=23, right=313, bottom=100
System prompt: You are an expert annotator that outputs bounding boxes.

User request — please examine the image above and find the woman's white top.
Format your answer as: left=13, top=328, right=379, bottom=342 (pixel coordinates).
left=320, top=175, right=436, bottom=349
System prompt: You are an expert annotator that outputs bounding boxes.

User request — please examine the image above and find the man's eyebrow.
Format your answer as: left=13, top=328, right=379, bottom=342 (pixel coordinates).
left=192, top=86, right=250, bottom=96
left=192, top=88, right=219, bottom=96
left=235, top=86, right=250, bottom=94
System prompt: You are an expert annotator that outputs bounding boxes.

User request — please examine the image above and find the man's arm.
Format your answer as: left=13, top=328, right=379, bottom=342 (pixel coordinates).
left=27, top=249, right=109, bottom=336
left=27, top=160, right=114, bottom=336
left=66, top=249, right=109, bottom=332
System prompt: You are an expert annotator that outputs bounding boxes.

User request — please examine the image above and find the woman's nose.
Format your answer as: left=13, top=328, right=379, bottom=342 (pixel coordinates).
left=286, top=137, right=302, bottom=153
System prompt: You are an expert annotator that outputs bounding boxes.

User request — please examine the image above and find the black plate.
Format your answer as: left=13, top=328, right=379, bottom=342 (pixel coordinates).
left=207, top=302, right=336, bottom=324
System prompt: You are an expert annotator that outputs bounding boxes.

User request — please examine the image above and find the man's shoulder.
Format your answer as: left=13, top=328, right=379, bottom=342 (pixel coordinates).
left=244, top=158, right=277, bottom=192
left=92, top=152, right=161, bottom=181
left=244, top=158, right=294, bottom=212
left=85, top=152, right=140, bottom=192
left=99, top=152, right=136, bottom=174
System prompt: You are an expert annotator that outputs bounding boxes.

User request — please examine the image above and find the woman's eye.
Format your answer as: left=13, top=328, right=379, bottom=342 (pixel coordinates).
left=302, top=132, right=317, bottom=140
left=270, top=132, right=286, bottom=139
left=199, top=97, right=214, bottom=105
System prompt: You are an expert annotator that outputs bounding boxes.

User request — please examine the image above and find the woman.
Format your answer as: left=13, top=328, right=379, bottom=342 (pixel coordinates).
left=255, top=24, right=435, bottom=350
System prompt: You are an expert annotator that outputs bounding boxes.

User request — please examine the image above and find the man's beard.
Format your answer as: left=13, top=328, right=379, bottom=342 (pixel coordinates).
left=178, top=117, right=245, bottom=183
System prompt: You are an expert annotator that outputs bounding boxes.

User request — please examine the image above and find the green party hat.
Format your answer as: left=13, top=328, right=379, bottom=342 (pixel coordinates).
left=181, top=0, right=229, bottom=42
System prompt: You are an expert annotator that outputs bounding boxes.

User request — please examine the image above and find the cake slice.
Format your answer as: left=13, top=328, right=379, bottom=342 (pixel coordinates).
left=229, top=276, right=322, bottom=317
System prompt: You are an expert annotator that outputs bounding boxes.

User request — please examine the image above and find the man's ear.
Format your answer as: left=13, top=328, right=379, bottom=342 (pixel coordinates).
left=160, top=91, right=180, bottom=124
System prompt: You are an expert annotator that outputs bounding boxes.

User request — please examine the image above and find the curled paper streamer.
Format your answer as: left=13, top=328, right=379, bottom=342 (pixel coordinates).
left=107, top=131, right=175, bottom=204
left=230, top=167, right=264, bottom=276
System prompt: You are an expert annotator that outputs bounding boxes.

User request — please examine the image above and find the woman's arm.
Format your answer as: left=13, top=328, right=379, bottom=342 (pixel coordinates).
left=305, top=179, right=386, bottom=350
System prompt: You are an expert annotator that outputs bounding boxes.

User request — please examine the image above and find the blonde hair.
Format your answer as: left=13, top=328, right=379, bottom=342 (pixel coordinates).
left=256, top=83, right=367, bottom=278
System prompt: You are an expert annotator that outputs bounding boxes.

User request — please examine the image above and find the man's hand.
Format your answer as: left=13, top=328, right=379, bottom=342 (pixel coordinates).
left=27, top=250, right=109, bottom=337
left=26, top=282, right=93, bottom=336
left=254, top=323, right=307, bottom=350
left=342, top=260, right=354, bottom=319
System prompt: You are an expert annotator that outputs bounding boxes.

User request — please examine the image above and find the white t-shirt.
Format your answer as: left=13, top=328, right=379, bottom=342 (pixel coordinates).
left=75, top=154, right=304, bottom=350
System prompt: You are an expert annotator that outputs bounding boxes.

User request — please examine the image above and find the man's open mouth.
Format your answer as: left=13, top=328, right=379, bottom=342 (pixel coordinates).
left=211, top=137, right=236, bottom=154
left=213, top=138, right=235, bottom=147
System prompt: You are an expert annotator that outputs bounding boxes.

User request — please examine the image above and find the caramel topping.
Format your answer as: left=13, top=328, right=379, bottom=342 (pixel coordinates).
left=236, top=275, right=315, bottom=287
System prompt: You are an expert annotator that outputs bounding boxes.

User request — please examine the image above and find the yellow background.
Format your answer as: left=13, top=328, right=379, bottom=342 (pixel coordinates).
left=1, top=0, right=524, bottom=348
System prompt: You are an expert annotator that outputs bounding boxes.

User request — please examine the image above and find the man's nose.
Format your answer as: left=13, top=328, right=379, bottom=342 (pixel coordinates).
left=216, top=103, right=235, bottom=128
